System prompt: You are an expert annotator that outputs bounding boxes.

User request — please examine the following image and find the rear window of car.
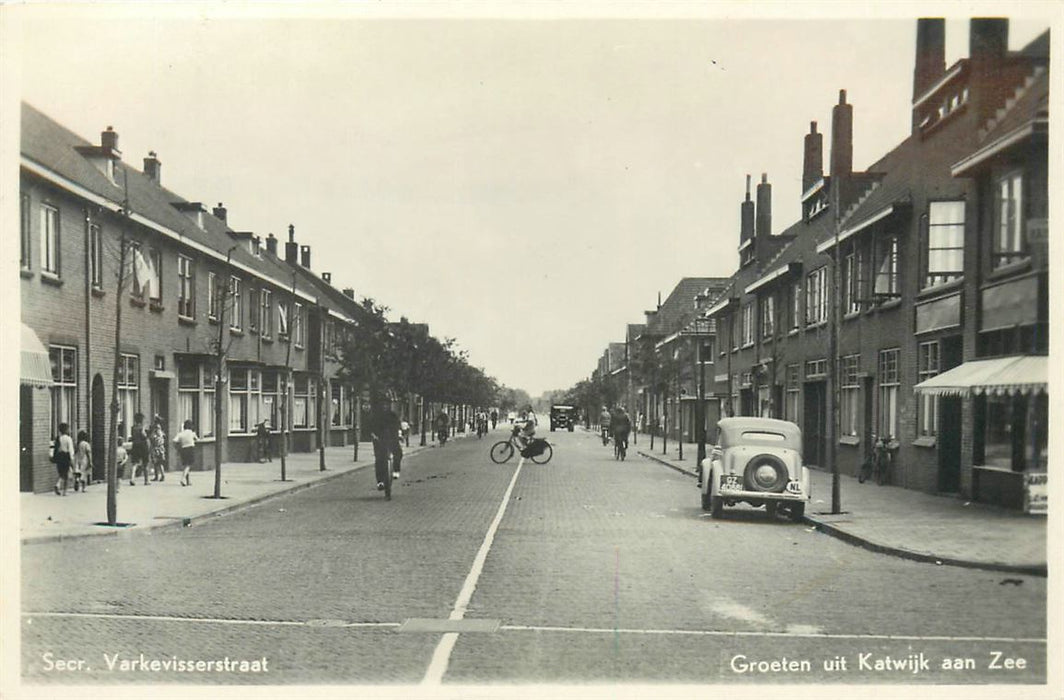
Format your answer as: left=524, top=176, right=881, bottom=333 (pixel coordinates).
left=741, top=431, right=786, bottom=442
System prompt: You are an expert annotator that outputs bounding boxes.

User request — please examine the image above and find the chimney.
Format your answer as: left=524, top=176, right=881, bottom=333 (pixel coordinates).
left=342, top=288, right=355, bottom=299
left=755, top=173, right=772, bottom=239
left=285, top=224, right=298, bottom=264
left=300, top=245, right=311, bottom=269
left=266, top=233, right=278, bottom=256
left=830, top=89, right=853, bottom=178
left=143, top=151, right=161, bottom=184
left=212, top=202, right=227, bottom=224
left=101, top=126, right=119, bottom=154
left=802, top=122, right=823, bottom=192
left=913, top=18, right=946, bottom=101
left=740, top=174, right=755, bottom=247
left=322, top=272, right=332, bottom=284
left=969, top=18, right=1010, bottom=124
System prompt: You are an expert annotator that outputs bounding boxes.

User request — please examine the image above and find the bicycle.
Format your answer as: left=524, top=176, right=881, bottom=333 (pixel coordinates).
left=601, top=425, right=610, bottom=446
left=613, top=431, right=628, bottom=461
left=858, top=436, right=891, bottom=485
left=490, top=427, right=553, bottom=464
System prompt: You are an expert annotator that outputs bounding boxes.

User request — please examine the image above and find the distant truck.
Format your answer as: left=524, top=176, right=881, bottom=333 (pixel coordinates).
left=549, top=405, right=578, bottom=432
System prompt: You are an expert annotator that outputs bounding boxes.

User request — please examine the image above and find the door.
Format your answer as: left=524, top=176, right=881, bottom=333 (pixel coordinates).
left=150, top=377, right=170, bottom=468
left=91, top=374, right=106, bottom=482
left=938, top=396, right=962, bottom=493
left=803, top=380, right=826, bottom=468
left=20, top=385, right=34, bottom=492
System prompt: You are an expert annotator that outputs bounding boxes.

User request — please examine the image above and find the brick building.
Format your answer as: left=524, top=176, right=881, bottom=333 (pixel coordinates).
left=702, top=19, right=1049, bottom=509
left=18, top=104, right=368, bottom=492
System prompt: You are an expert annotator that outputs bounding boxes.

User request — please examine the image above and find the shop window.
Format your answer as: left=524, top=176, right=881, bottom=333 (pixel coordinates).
left=981, top=393, right=1047, bottom=472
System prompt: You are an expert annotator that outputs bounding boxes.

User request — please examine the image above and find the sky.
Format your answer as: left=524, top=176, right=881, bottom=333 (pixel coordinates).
left=6, top=3, right=1056, bottom=397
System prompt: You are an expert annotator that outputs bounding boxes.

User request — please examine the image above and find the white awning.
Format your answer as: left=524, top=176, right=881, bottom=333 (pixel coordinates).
left=21, top=323, right=53, bottom=387
left=913, top=356, right=1048, bottom=397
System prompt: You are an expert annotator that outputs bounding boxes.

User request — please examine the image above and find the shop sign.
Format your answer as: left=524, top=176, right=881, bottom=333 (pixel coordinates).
left=1024, top=472, right=1047, bottom=515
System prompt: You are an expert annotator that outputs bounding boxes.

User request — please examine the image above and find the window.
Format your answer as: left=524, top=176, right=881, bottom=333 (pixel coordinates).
left=917, top=341, right=940, bottom=438
left=49, top=345, right=77, bottom=436
left=248, top=289, right=259, bottom=333
left=178, top=255, right=195, bottom=318
left=740, top=303, right=754, bottom=347
left=842, top=250, right=863, bottom=315
left=980, top=394, right=1047, bottom=472
left=760, top=294, right=775, bottom=339
left=994, top=171, right=1025, bottom=267
left=132, top=245, right=161, bottom=302
left=41, top=204, right=60, bottom=275
left=230, top=277, right=242, bottom=331
left=208, top=272, right=219, bottom=320
left=874, top=236, right=899, bottom=299
left=293, top=374, right=317, bottom=428
left=785, top=364, right=800, bottom=422
left=147, top=248, right=162, bottom=302
left=21, top=194, right=31, bottom=269
left=89, top=224, right=103, bottom=289
left=839, top=354, right=860, bottom=437
left=229, top=367, right=261, bottom=434
left=261, top=371, right=280, bottom=430
left=805, top=358, right=827, bottom=379
left=877, top=348, right=900, bottom=440
left=278, top=300, right=289, bottom=338
left=805, top=267, right=827, bottom=325
left=177, top=360, right=216, bottom=438
left=789, top=279, right=801, bottom=331
left=331, top=384, right=343, bottom=426
left=260, top=289, right=272, bottom=339
left=729, top=312, right=738, bottom=351
left=925, top=201, right=965, bottom=287
left=117, top=353, right=139, bottom=439
left=293, top=303, right=305, bottom=348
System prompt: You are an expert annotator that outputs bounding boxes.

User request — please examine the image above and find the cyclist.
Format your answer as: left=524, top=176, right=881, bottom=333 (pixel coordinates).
left=434, top=409, right=450, bottom=445
left=368, top=398, right=402, bottom=492
left=611, top=406, right=632, bottom=458
left=514, top=409, right=537, bottom=452
left=599, top=406, right=612, bottom=444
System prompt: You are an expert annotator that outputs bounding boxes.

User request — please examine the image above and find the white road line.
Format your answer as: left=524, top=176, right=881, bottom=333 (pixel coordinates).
left=22, top=611, right=1046, bottom=645
left=497, top=624, right=1046, bottom=644
left=421, top=456, right=525, bottom=685
left=21, top=611, right=399, bottom=628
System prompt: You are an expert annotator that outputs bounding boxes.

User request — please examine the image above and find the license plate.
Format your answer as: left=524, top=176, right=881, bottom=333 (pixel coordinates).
left=721, top=474, right=742, bottom=491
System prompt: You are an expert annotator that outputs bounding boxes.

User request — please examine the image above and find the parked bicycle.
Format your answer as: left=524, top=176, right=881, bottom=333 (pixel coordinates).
left=858, top=436, right=891, bottom=485
left=489, top=426, right=553, bottom=464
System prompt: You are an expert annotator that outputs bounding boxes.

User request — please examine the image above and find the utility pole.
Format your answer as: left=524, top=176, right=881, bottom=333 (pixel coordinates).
left=279, top=268, right=297, bottom=482
left=212, top=245, right=237, bottom=500
left=828, top=172, right=842, bottom=514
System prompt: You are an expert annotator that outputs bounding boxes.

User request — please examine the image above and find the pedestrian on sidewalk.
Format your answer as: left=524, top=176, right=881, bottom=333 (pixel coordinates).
left=73, top=429, right=93, bottom=492
left=149, top=416, right=167, bottom=482
left=128, top=413, right=149, bottom=486
left=115, top=435, right=128, bottom=493
left=51, top=423, right=74, bottom=496
left=400, top=418, right=411, bottom=447
left=255, top=420, right=272, bottom=462
left=173, top=419, right=198, bottom=487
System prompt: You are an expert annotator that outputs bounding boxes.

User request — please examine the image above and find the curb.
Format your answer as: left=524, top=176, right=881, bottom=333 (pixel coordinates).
left=636, top=449, right=1047, bottom=578
left=22, top=444, right=437, bottom=545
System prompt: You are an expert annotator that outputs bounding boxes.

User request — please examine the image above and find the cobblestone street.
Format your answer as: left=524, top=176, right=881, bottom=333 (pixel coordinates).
left=21, top=428, right=1047, bottom=686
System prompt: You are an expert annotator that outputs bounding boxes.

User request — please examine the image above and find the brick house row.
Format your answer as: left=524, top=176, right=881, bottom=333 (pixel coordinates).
left=590, top=18, right=1048, bottom=510
left=702, top=19, right=1049, bottom=510
left=17, top=103, right=419, bottom=493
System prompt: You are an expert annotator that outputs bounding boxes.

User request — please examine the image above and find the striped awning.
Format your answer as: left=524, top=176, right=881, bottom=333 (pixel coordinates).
left=21, top=323, right=53, bottom=387
left=913, top=356, right=1047, bottom=397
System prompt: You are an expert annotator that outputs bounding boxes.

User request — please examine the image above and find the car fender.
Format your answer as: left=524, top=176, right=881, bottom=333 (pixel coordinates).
left=703, top=458, right=722, bottom=495
left=801, top=465, right=811, bottom=500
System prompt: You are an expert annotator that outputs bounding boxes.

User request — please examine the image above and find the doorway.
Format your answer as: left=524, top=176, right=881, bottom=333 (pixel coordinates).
left=803, top=380, right=826, bottom=468
left=20, top=385, right=34, bottom=492
left=938, top=396, right=962, bottom=493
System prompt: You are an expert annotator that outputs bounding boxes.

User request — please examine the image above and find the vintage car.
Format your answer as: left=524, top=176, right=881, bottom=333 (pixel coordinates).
left=699, top=417, right=810, bottom=521
left=549, top=404, right=578, bottom=432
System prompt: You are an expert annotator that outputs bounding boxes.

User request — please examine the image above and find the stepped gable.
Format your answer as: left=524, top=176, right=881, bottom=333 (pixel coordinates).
left=977, top=65, right=1048, bottom=144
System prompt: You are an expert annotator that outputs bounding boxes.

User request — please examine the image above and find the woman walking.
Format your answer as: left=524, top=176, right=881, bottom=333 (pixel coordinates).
left=149, top=417, right=167, bottom=482
left=72, top=429, right=93, bottom=492
left=128, top=413, right=150, bottom=486
left=173, top=419, right=198, bottom=486
left=52, top=423, right=74, bottom=496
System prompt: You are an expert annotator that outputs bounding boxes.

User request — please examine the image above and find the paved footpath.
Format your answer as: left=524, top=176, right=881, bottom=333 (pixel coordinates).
left=628, top=433, right=1047, bottom=576
left=20, top=435, right=472, bottom=545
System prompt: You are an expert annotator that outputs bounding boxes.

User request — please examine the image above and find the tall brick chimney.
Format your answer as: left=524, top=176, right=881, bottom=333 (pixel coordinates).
left=212, top=202, right=227, bottom=224
left=266, top=233, right=278, bottom=256
left=101, top=126, right=119, bottom=154
left=802, top=122, right=823, bottom=193
left=300, top=245, right=311, bottom=269
left=143, top=151, right=161, bottom=184
left=285, top=224, right=298, bottom=264
left=830, top=89, right=853, bottom=178
left=913, top=19, right=946, bottom=101
left=740, top=174, right=754, bottom=248
left=755, top=173, right=772, bottom=239
left=969, top=18, right=1010, bottom=125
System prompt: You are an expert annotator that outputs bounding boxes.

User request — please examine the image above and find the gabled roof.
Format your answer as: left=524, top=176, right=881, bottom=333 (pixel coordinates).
left=645, top=277, right=730, bottom=336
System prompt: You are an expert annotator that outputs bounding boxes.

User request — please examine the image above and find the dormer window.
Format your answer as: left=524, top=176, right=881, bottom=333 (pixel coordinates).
left=172, top=202, right=206, bottom=230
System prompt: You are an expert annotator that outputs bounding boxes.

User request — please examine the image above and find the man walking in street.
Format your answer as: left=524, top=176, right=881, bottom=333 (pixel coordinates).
left=368, top=398, right=402, bottom=491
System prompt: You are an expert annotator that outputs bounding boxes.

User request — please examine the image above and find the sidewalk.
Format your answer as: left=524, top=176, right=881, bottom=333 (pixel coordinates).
left=633, top=434, right=1047, bottom=576
left=21, top=438, right=446, bottom=545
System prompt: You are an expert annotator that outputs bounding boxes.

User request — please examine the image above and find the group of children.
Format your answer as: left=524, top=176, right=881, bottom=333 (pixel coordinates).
left=52, top=416, right=199, bottom=496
